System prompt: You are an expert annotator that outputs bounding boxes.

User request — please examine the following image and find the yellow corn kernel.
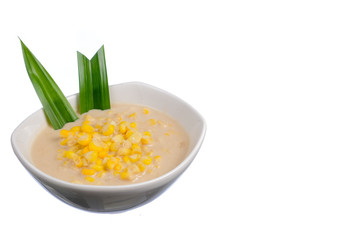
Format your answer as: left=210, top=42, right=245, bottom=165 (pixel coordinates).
left=137, top=163, right=146, bottom=172
left=131, top=143, right=140, bottom=149
left=83, top=151, right=98, bottom=163
left=77, top=132, right=92, bottom=146
left=128, top=112, right=136, bottom=118
left=130, top=122, right=137, bottom=129
left=102, top=124, right=115, bottom=136
left=81, top=146, right=90, bottom=155
left=82, top=168, right=96, bottom=176
left=154, top=155, right=162, bottom=161
left=105, top=159, right=116, bottom=170
left=63, top=150, right=79, bottom=161
left=95, top=158, right=103, bottom=166
left=165, top=132, right=170, bottom=136
left=85, top=176, right=95, bottom=182
left=143, top=108, right=149, bottom=114
left=123, top=156, right=130, bottom=163
left=125, top=129, right=134, bottom=139
left=112, top=134, right=124, bottom=144
left=114, top=163, right=122, bottom=171
left=110, top=142, right=120, bottom=152
left=81, top=124, right=95, bottom=133
left=98, top=150, right=108, bottom=159
left=117, top=147, right=131, bottom=156
left=145, top=149, right=154, bottom=156
left=103, top=142, right=110, bottom=152
left=112, top=141, right=123, bottom=151
left=92, top=165, right=104, bottom=172
left=113, top=157, right=121, bottom=163
left=74, top=158, right=83, bottom=168
left=60, top=129, right=70, bottom=138
left=122, top=140, right=132, bottom=149
left=60, top=138, right=68, bottom=146
left=142, top=156, right=152, bottom=165
left=70, top=126, right=81, bottom=133
left=128, top=131, right=142, bottom=144
left=120, top=169, right=130, bottom=180
left=129, top=153, right=140, bottom=163
left=131, top=144, right=142, bottom=154
left=89, top=139, right=104, bottom=152
left=63, top=150, right=72, bottom=159
left=83, top=120, right=91, bottom=125
left=141, top=135, right=153, bottom=145
left=148, top=119, right=156, bottom=126
left=143, top=131, right=152, bottom=136
left=119, top=121, right=129, bottom=134
left=66, top=137, right=77, bottom=146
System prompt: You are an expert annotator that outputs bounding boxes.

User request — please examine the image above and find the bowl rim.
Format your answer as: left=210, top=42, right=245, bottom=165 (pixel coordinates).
left=11, top=81, right=206, bottom=192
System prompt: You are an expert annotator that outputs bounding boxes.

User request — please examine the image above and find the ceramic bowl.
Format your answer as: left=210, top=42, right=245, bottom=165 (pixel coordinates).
left=11, top=82, right=206, bottom=212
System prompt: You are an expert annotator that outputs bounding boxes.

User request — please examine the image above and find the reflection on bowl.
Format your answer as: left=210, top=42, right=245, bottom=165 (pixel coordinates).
left=11, top=82, right=206, bottom=212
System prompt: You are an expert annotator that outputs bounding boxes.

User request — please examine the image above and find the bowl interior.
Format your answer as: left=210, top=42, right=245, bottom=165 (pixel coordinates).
left=12, top=82, right=206, bottom=186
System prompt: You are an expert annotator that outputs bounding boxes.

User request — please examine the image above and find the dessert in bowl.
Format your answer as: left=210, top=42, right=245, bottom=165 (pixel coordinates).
left=11, top=82, right=206, bottom=212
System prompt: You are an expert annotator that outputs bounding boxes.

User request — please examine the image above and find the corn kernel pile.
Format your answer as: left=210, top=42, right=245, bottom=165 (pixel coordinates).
left=58, top=108, right=161, bottom=183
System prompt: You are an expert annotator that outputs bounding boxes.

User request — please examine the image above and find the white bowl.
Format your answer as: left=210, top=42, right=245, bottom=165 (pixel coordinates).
left=11, top=82, right=206, bottom=212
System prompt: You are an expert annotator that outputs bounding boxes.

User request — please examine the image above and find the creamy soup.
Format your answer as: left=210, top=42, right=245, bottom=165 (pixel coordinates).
left=31, top=104, right=189, bottom=185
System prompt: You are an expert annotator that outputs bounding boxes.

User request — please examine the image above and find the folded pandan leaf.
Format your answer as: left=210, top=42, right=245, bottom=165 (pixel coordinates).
left=20, top=39, right=78, bottom=129
left=77, top=45, right=110, bottom=114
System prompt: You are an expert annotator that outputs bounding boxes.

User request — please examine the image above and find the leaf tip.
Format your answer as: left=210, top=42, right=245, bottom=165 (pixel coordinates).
left=18, top=37, right=24, bottom=46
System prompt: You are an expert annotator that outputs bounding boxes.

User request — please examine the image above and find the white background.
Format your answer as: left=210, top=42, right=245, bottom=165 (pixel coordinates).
left=1, top=0, right=360, bottom=239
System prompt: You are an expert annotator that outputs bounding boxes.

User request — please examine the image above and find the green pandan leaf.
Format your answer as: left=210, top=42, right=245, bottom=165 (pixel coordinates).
left=77, top=45, right=110, bottom=114
left=20, top=39, right=78, bottom=129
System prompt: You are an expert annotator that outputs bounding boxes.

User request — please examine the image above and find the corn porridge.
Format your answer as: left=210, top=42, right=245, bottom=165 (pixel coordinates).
left=31, top=104, right=189, bottom=185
